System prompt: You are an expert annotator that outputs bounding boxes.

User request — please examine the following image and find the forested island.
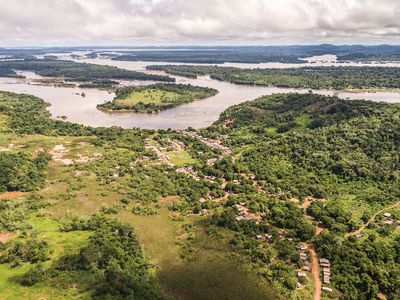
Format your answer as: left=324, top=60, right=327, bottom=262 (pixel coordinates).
left=97, top=83, right=218, bottom=113
left=0, top=58, right=174, bottom=84
left=148, top=65, right=400, bottom=90
left=0, top=88, right=399, bottom=299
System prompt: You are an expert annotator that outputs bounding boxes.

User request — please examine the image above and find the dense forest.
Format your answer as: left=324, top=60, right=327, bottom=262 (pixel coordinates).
left=148, top=65, right=400, bottom=90
left=0, top=89, right=399, bottom=299
left=97, top=83, right=218, bottom=113
left=0, top=58, right=174, bottom=83
left=204, top=93, right=400, bottom=299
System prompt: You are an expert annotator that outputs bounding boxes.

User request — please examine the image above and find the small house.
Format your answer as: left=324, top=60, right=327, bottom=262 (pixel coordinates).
left=323, top=276, right=331, bottom=284
left=297, top=272, right=307, bottom=277
left=322, top=287, right=333, bottom=292
left=297, top=245, right=307, bottom=251
left=383, top=212, right=392, bottom=218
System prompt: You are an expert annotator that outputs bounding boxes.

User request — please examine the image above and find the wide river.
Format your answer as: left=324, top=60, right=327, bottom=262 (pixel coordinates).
left=0, top=56, right=400, bottom=129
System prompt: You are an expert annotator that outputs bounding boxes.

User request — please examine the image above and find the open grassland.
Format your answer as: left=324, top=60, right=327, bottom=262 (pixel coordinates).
left=115, top=88, right=181, bottom=107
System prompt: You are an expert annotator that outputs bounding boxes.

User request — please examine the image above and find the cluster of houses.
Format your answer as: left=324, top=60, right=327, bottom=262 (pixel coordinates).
left=144, top=142, right=166, bottom=163
left=320, top=258, right=332, bottom=287
left=183, top=131, right=231, bottom=156
left=382, top=212, right=396, bottom=226
left=234, top=203, right=263, bottom=223
left=297, top=244, right=311, bottom=279
left=175, top=166, right=200, bottom=181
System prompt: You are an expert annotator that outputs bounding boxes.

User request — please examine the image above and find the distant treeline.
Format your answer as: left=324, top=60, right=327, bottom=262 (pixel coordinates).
left=109, top=44, right=400, bottom=64
left=148, top=65, right=400, bottom=90
left=0, top=59, right=174, bottom=83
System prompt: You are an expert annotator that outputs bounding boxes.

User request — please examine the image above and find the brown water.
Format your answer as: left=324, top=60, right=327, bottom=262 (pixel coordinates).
left=0, top=59, right=399, bottom=129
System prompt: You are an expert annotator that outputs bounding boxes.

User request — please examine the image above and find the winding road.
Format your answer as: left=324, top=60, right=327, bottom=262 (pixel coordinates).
left=345, top=201, right=400, bottom=237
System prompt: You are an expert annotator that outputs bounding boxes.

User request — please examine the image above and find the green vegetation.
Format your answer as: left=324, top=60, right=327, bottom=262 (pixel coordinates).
left=97, top=83, right=218, bottom=113
left=0, top=88, right=399, bottom=300
left=203, top=92, right=400, bottom=299
left=0, top=151, right=51, bottom=192
left=0, top=58, right=174, bottom=83
left=148, top=65, right=400, bottom=90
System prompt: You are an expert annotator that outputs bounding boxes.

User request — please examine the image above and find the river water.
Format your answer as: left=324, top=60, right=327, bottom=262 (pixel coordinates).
left=0, top=57, right=399, bottom=129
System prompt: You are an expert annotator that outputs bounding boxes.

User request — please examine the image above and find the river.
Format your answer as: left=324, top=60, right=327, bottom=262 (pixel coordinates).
left=0, top=56, right=399, bottom=129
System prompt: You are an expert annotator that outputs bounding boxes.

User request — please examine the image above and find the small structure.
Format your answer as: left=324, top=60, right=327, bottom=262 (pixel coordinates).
left=383, top=212, right=392, bottom=218
left=299, top=253, right=307, bottom=261
left=297, top=244, right=307, bottom=251
left=355, top=233, right=363, bottom=238
left=383, top=220, right=394, bottom=225
left=297, top=271, right=307, bottom=277
left=235, top=216, right=245, bottom=221
left=320, top=262, right=331, bottom=268
left=322, top=287, right=333, bottom=292
left=256, top=235, right=263, bottom=240
left=319, top=258, right=330, bottom=264
left=302, top=266, right=310, bottom=272
left=323, top=276, right=331, bottom=284
left=264, top=234, right=273, bottom=239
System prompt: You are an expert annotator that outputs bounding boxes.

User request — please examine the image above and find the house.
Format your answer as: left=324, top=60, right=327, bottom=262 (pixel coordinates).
left=383, top=212, right=392, bottom=218
left=322, top=267, right=331, bottom=272
left=299, top=253, right=307, bottom=260
left=323, top=276, right=331, bottom=284
left=297, top=245, right=307, bottom=251
left=297, top=272, right=307, bottom=277
left=383, top=220, right=394, bottom=225
left=320, top=258, right=330, bottom=264
left=320, top=262, right=331, bottom=268
left=322, top=268, right=331, bottom=276
left=322, top=287, right=333, bottom=292
left=302, top=266, right=310, bottom=272
left=264, top=234, right=273, bottom=239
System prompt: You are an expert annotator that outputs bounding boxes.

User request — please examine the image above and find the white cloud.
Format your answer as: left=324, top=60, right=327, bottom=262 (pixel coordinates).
left=0, top=0, right=399, bottom=45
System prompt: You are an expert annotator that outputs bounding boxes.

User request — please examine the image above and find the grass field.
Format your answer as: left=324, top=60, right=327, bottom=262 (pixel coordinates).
left=115, top=88, right=181, bottom=107
left=167, top=150, right=196, bottom=166
left=118, top=205, right=280, bottom=300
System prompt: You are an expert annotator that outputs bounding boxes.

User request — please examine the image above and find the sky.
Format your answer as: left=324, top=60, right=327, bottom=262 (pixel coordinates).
left=1, top=0, right=400, bottom=46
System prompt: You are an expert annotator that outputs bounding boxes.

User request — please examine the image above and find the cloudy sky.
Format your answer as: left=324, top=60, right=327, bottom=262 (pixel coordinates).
left=1, top=0, right=400, bottom=46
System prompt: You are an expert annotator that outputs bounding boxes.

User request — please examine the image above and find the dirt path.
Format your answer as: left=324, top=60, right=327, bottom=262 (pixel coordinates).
left=345, top=201, right=400, bottom=237
left=305, top=243, right=321, bottom=300
left=0, top=191, right=25, bottom=200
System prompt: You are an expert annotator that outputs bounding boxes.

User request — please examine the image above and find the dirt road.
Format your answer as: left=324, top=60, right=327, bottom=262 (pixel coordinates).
left=346, top=201, right=400, bottom=237
left=305, top=243, right=321, bottom=300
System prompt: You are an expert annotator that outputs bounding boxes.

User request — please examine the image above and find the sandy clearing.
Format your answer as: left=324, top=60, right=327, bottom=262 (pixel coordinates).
left=0, top=191, right=25, bottom=200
